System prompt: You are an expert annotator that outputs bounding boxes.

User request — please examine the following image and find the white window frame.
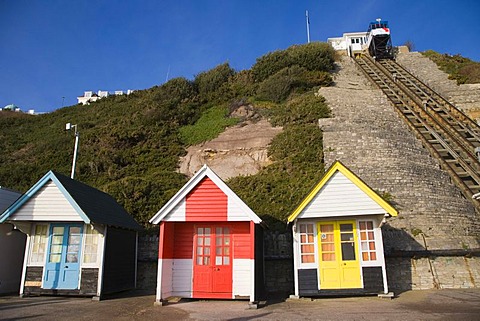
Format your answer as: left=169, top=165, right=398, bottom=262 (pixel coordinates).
left=296, top=221, right=317, bottom=268
left=28, top=223, right=49, bottom=266
left=357, top=219, right=380, bottom=265
left=81, top=224, right=102, bottom=267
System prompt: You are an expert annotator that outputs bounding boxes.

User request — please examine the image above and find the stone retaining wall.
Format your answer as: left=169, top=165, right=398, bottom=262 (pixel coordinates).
left=317, top=54, right=480, bottom=290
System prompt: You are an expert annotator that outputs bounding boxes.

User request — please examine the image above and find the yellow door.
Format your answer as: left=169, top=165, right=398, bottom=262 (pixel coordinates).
left=318, top=221, right=361, bottom=289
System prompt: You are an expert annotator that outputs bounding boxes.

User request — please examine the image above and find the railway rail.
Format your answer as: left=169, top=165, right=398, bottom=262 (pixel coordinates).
left=355, top=54, right=480, bottom=210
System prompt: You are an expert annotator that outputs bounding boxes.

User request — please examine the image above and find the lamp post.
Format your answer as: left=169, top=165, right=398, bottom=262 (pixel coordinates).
left=66, top=123, right=79, bottom=179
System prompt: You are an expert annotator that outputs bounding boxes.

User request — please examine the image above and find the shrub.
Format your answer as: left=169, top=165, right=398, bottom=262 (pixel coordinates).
left=251, top=42, right=336, bottom=82
left=194, top=63, right=236, bottom=102
left=422, top=50, right=480, bottom=84
left=287, top=42, right=336, bottom=72
left=179, top=105, right=239, bottom=145
left=270, top=94, right=330, bottom=126
left=256, top=66, right=332, bottom=103
left=251, top=50, right=292, bottom=82
left=153, top=77, right=196, bottom=104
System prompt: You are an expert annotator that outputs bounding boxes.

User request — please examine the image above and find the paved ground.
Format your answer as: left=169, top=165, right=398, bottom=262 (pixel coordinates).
left=1, top=289, right=480, bottom=321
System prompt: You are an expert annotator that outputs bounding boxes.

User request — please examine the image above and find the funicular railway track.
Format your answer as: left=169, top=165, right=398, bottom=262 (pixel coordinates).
left=355, top=54, right=480, bottom=209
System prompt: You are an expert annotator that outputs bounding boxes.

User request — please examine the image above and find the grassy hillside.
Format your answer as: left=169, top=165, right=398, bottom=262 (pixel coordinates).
left=422, top=50, right=480, bottom=84
left=0, top=42, right=335, bottom=230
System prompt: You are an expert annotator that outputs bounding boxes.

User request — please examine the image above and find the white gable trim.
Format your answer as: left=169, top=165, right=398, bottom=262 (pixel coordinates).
left=296, top=171, right=387, bottom=220
left=7, top=181, right=83, bottom=222
left=150, top=165, right=261, bottom=224
left=0, top=171, right=90, bottom=224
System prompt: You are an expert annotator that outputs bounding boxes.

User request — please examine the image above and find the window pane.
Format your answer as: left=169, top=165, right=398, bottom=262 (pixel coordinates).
left=369, top=242, right=376, bottom=250
left=321, top=225, right=333, bottom=233
left=341, top=233, right=353, bottom=241
left=67, top=253, right=78, bottom=263
left=216, top=227, right=222, bottom=235
left=302, top=255, right=315, bottom=263
left=366, top=221, right=373, bottom=230
left=322, top=253, right=335, bottom=261
left=321, top=243, right=335, bottom=251
left=307, top=235, right=314, bottom=243
left=299, top=224, right=306, bottom=233
left=301, top=244, right=314, bottom=253
left=370, top=252, right=377, bottom=260
left=300, top=235, right=306, bottom=243
left=223, top=257, right=230, bottom=265
left=359, top=221, right=366, bottom=230
left=368, top=232, right=374, bottom=240
left=68, top=245, right=79, bottom=253
left=84, top=254, right=93, bottom=263
left=341, top=242, right=356, bottom=261
left=51, top=245, right=62, bottom=253
left=204, top=228, right=211, bottom=235
left=197, top=257, right=203, bottom=265
left=204, top=247, right=210, bottom=255
left=69, top=235, right=81, bottom=245
left=52, top=226, right=64, bottom=234
left=50, top=254, right=61, bottom=263
left=360, top=232, right=367, bottom=241
left=361, top=242, right=368, bottom=251
left=340, top=224, right=352, bottom=232
left=204, top=237, right=210, bottom=246
left=70, top=227, right=81, bottom=234
left=197, top=247, right=203, bottom=255
left=224, top=247, right=229, bottom=255
left=362, top=252, right=369, bottom=261
left=306, top=225, right=313, bottom=233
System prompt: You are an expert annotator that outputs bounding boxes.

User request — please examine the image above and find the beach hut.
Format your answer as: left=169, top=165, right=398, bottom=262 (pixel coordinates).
left=287, top=161, right=397, bottom=297
left=0, top=187, right=25, bottom=294
left=149, top=165, right=263, bottom=305
left=0, top=171, right=142, bottom=299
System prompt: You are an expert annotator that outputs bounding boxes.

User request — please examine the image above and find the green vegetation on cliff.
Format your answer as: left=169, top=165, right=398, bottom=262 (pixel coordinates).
left=422, top=50, right=480, bottom=84
left=0, top=42, right=334, bottom=229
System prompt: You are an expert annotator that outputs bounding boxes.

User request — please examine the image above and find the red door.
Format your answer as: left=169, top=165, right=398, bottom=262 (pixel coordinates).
left=193, top=225, right=232, bottom=298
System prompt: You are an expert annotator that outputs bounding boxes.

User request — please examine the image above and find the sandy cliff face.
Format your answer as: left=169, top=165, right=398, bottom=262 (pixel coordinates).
left=178, top=118, right=282, bottom=180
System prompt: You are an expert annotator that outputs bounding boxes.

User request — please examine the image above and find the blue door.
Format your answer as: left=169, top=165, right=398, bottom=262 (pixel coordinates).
left=44, top=224, right=83, bottom=289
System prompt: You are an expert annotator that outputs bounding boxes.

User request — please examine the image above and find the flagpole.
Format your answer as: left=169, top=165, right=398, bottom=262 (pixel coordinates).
left=306, top=10, right=311, bottom=43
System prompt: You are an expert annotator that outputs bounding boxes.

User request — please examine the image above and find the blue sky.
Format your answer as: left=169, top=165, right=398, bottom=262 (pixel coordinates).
left=1, top=0, right=479, bottom=113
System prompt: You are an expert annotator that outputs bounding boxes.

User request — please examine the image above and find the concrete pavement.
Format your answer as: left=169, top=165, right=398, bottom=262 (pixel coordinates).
left=1, top=289, right=479, bottom=320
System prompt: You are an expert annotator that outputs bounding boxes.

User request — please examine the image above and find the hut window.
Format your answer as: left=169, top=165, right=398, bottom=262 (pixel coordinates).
left=30, top=224, right=48, bottom=264
left=299, top=223, right=315, bottom=263
left=83, top=225, right=99, bottom=264
left=359, top=221, right=377, bottom=261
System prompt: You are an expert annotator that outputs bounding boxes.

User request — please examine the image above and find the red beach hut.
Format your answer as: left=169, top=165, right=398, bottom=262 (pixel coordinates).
left=149, top=165, right=263, bottom=305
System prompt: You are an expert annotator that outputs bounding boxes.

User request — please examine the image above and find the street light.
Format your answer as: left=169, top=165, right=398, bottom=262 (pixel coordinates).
left=66, top=123, right=80, bottom=179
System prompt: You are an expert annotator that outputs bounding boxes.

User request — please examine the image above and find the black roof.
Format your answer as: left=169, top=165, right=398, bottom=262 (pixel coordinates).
left=53, top=171, right=142, bottom=231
